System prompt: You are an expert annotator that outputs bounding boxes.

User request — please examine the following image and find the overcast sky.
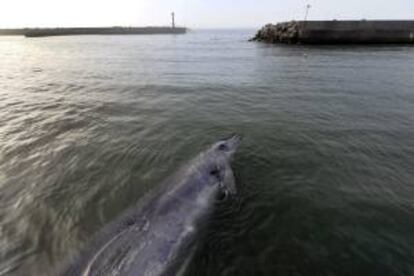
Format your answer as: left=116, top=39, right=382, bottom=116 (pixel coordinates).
left=0, top=0, right=413, bottom=28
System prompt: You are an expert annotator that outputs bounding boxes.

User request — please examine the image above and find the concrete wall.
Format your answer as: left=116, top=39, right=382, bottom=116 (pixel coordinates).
left=298, top=21, right=414, bottom=44
left=0, top=27, right=187, bottom=37
left=252, top=20, right=414, bottom=44
left=0, top=29, right=27, bottom=36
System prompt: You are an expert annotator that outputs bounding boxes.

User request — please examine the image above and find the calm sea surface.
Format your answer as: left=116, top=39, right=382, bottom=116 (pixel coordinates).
left=0, top=30, right=414, bottom=276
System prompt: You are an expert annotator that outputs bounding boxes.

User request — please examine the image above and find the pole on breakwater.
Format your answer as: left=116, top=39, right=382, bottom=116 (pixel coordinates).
left=304, top=4, right=311, bottom=21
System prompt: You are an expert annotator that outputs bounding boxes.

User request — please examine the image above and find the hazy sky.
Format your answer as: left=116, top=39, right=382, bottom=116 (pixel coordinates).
left=0, top=0, right=413, bottom=28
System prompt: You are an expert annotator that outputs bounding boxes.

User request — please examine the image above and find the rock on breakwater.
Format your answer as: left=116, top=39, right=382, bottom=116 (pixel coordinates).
left=250, top=21, right=299, bottom=44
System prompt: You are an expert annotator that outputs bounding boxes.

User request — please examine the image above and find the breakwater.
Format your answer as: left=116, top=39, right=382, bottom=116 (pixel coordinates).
left=0, top=29, right=28, bottom=36
left=0, top=27, right=187, bottom=37
left=251, top=20, right=414, bottom=44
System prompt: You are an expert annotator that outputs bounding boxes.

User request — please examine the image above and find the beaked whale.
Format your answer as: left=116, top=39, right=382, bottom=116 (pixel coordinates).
left=61, top=135, right=241, bottom=276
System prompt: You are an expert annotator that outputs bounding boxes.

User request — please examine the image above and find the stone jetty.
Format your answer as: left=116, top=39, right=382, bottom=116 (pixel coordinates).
left=251, top=20, right=414, bottom=44
left=0, top=27, right=187, bottom=38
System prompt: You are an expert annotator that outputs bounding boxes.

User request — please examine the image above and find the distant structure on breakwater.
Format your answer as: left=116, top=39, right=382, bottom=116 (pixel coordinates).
left=251, top=20, right=414, bottom=44
left=0, top=12, right=186, bottom=38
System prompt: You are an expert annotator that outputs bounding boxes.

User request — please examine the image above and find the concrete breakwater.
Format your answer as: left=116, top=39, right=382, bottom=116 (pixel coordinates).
left=0, top=29, right=27, bottom=36
left=0, top=27, right=187, bottom=37
left=251, top=20, right=414, bottom=44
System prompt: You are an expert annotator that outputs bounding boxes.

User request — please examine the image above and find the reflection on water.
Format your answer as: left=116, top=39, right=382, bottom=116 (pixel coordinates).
left=0, top=31, right=414, bottom=275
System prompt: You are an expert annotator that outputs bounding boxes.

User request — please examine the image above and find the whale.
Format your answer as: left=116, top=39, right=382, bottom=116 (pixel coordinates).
left=61, top=135, right=241, bottom=276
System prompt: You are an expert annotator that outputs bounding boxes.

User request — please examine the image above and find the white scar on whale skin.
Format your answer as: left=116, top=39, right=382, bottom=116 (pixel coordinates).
left=82, top=228, right=129, bottom=276
left=82, top=219, right=150, bottom=276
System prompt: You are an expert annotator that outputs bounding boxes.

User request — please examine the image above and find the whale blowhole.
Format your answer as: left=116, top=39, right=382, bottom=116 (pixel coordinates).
left=218, top=143, right=229, bottom=151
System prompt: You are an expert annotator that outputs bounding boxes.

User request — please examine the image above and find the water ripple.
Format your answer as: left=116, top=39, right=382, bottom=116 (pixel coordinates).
left=0, top=31, right=414, bottom=275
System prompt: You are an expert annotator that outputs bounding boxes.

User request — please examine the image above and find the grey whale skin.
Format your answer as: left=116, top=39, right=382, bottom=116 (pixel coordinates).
left=61, top=135, right=241, bottom=276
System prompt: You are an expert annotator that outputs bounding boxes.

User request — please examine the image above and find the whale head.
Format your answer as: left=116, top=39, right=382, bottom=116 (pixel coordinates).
left=212, top=134, right=242, bottom=160
left=201, top=134, right=241, bottom=198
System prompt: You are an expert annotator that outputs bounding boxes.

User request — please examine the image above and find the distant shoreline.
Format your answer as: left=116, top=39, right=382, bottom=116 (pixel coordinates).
left=0, top=27, right=187, bottom=37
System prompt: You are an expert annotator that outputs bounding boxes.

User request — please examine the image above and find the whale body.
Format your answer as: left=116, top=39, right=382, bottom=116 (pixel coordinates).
left=61, top=135, right=241, bottom=276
